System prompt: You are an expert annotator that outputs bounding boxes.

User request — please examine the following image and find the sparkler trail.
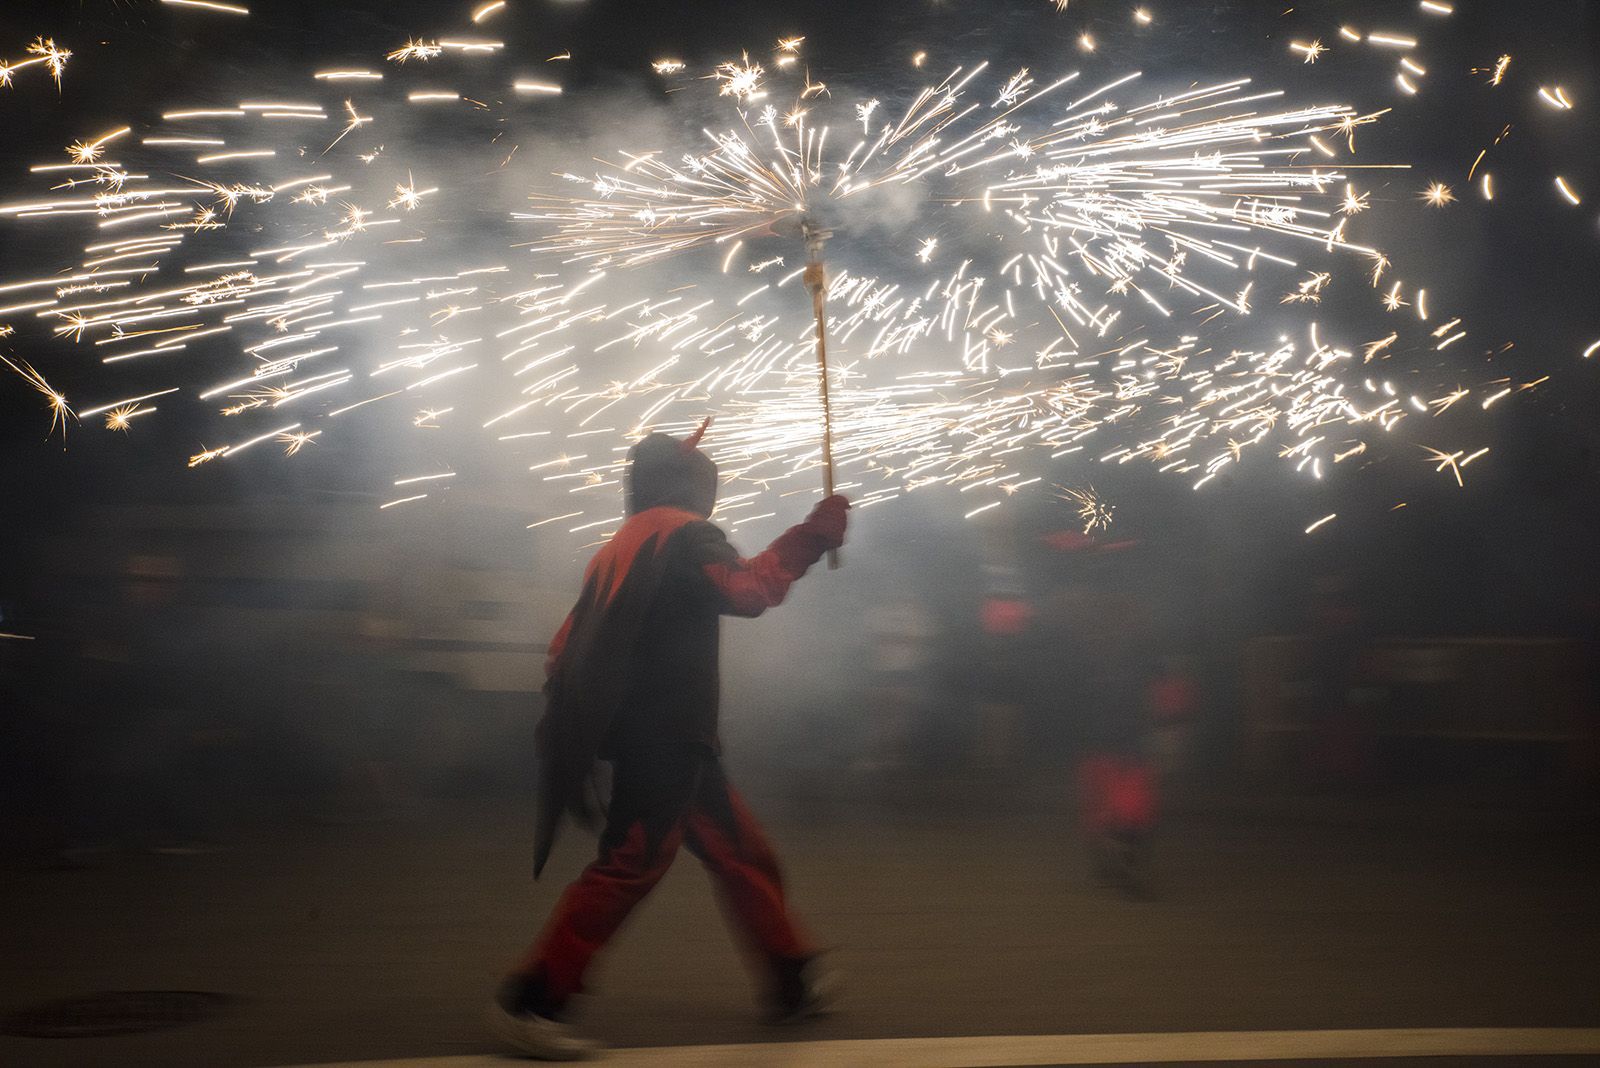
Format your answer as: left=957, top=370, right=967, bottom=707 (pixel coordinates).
left=0, top=7, right=1566, bottom=542
left=0, top=37, right=71, bottom=91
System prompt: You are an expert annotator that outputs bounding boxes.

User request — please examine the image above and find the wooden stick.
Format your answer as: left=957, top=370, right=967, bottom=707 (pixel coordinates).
left=802, top=252, right=841, bottom=570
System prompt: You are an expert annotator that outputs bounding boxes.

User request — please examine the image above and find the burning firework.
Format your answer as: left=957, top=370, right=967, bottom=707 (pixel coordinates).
left=0, top=8, right=1542, bottom=541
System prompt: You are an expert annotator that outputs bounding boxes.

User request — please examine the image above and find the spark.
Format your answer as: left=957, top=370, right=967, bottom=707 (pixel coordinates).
left=414, top=407, right=452, bottom=427
left=528, top=511, right=584, bottom=529
left=1363, top=333, right=1397, bottom=362
left=188, top=444, right=228, bottom=467
left=513, top=81, right=563, bottom=96
left=1367, top=254, right=1390, bottom=287
left=713, top=57, right=765, bottom=100
left=68, top=126, right=130, bottom=165
left=104, top=404, right=149, bottom=431
left=78, top=387, right=181, bottom=419
left=387, top=39, right=443, bottom=64
left=279, top=429, right=321, bottom=455
left=1133, top=9, right=1153, bottom=26
left=1282, top=272, right=1331, bottom=305
left=1305, top=514, right=1336, bottom=534
left=1554, top=176, right=1581, bottom=206
left=653, top=59, right=686, bottom=75
left=472, top=0, right=507, bottom=22
left=1474, top=55, right=1512, bottom=85
left=0, top=38, right=71, bottom=90
left=1537, top=86, right=1574, bottom=110
left=1290, top=41, right=1326, bottom=64
left=438, top=40, right=505, bottom=54
left=160, top=0, right=250, bottom=14
left=1421, top=182, right=1455, bottom=207
left=388, top=176, right=437, bottom=211
left=1, top=353, right=73, bottom=438
left=197, top=149, right=275, bottom=164
left=1058, top=484, right=1114, bottom=532
left=37, top=37, right=73, bottom=87
left=1422, top=446, right=1466, bottom=486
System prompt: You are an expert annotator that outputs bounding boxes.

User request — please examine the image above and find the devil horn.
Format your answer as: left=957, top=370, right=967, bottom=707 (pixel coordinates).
left=681, top=417, right=711, bottom=451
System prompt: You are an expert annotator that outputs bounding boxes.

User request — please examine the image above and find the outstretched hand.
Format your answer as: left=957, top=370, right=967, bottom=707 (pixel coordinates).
left=802, top=494, right=850, bottom=550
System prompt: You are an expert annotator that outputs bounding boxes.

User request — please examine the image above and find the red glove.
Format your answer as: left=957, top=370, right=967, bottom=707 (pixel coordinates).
left=802, top=494, right=849, bottom=550
left=768, top=494, right=850, bottom=577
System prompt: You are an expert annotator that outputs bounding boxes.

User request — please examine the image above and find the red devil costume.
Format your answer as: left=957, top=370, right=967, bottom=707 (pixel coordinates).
left=493, top=422, right=847, bottom=1056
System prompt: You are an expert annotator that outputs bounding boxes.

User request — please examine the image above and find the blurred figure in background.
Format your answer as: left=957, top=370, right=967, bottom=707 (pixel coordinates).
left=1073, top=587, right=1159, bottom=898
left=1041, top=531, right=1162, bottom=898
left=976, top=556, right=1034, bottom=770
left=1301, top=571, right=1372, bottom=787
left=1148, top=654, right=1201, bottom=783
left=858, top=590, right=936, bottom=773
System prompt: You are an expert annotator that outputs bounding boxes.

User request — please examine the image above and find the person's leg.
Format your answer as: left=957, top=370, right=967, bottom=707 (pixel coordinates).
left=1077, top=753, right=1115, bottom=837
left=507, top=751, right=696, bottom=1016
left=683, top=758, right=818, bottom=1006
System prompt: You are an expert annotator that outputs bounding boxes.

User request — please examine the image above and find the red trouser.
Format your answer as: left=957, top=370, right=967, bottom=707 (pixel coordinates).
left=516, top=751, right=814, bottom=1006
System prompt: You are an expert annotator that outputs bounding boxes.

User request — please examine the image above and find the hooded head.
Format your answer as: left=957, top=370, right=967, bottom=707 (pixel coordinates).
left=626, top=420, right=718, bottom=518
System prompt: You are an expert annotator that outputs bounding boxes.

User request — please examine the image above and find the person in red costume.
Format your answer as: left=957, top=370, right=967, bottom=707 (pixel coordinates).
left=490, top=421, right=849, bottom=1060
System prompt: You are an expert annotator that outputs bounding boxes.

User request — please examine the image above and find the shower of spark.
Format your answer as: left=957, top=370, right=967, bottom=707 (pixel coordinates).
left=0, top=9, right=1552, bottom=541
left=1058, top=484, right=1115, bottom=533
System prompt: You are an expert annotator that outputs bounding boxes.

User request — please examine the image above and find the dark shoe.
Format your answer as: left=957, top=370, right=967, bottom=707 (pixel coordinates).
left=766, top=956, right=840, bottom=1024
left=1110, top=831, right=1156, bottom=901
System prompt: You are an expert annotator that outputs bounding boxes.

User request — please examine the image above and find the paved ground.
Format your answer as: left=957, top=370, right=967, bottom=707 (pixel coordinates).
left=1, top=785, right=1596, bottom=1067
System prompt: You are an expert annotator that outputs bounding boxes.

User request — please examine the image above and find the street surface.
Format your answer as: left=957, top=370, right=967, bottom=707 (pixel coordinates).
left=2, top=785, right=1596, bottom=1067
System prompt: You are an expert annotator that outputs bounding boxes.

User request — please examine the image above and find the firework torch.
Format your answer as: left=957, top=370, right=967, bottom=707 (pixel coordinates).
left=800, top=218, right=840, bottom=569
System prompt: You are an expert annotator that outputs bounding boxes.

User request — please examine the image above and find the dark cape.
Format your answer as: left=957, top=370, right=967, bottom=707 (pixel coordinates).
left=533, top=432, right=718, bottom=877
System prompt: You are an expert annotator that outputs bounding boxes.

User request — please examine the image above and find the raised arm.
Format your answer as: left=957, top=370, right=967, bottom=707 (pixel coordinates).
left=685, top=495, right=849, bottom=618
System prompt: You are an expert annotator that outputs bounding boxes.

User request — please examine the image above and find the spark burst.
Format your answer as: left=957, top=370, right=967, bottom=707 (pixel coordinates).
left=0, top=15, right=1538, bottom=539
left=1058, top=484, right=1114, bottom=532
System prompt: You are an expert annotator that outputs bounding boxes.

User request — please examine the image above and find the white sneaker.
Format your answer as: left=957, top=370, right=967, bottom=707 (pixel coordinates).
left=485, top=1002, right=598, bottom=1061
left=767, top=963, right=842, bottom=1024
